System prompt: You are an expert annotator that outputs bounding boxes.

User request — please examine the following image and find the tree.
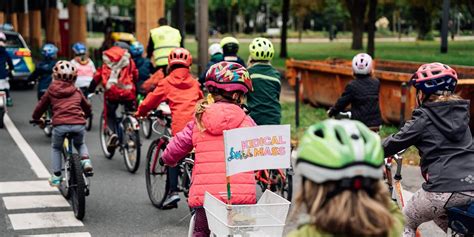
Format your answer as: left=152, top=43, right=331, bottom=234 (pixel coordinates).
left=345, top=0, right=368, bottom=50
left=367, top=0, right=377, bottom=57
left=291, top=0, right=320, bottom=42
left=280, top=0, right=290, bottom=58
left=322, top=0, right=347, bottom=41
left=407, top=0, right=439, bottom=40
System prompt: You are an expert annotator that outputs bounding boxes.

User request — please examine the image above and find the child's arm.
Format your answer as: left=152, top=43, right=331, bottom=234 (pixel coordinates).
left=329, top=83, right=353, bottom=116
left=6, top=53, right=14, bottom=76
left=88, top=67, right=102, bottom=93
left=382, top=110, right=425, bottom=157
left=136, top=80, right=166, bottom=117
left=162, top=121, right=195, bottom=167
left=80, top=93, right=92, bottom=118
left=32, top=92, right=51, bottom=120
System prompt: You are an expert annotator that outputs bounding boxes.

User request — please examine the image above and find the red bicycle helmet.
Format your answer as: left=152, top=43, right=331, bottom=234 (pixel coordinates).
left=205, top=62, right=252, bottom=94
left=168, top=47, right=192, bottom=67
left=53, top=60, right=77, bottom=82
left=411, top=62, right=458, bottom=94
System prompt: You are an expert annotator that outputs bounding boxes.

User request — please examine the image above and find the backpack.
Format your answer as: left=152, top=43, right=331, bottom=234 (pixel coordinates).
left=101, top=61, right=136, bottom=101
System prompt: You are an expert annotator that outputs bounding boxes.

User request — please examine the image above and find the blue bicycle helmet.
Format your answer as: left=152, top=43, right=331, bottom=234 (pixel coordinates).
left=72, top=42, right=87, bottom=56
left=41, top=44, right=58, bottom=59
left=130, top=42, right=144, bottom=57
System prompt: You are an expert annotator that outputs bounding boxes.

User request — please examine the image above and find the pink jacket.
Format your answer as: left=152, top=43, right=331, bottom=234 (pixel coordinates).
left=162, top=102, right=257, bottom=208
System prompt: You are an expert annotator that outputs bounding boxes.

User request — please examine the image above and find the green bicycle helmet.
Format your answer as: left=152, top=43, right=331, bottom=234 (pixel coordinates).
left=220, top=37, right=239, bottom=55
left=249, top=37, right=274, bottom=61
left=296, top=119, right=384, bottom=184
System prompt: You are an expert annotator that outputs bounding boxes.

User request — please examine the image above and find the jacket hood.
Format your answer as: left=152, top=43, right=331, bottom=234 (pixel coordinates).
left=201, top=102, right=247, bottom=135
left=167, top=68, right=195, bottom=89
left=48, top=80, right=78, bottom=98
left=422, top=100, right=470, bottom=141
left=103, top=46, right=127, bottom=62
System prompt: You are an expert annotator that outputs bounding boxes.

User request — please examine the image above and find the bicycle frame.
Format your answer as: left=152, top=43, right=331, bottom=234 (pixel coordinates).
left=256, top=169, right=287, bottom=187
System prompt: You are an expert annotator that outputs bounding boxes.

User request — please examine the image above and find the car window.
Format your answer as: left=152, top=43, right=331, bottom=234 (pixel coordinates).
left=4, top=33, right=25, bottom=48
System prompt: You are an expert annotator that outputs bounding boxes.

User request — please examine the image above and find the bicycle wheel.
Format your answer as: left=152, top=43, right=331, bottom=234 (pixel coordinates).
left=271, top=169, right=293, bottom=201
left=99, top=113, right=115, bottom=159
left=0, top=109, right=4, bottom=129
left=122, top=117, right=141, bottom=173
left=69, top=154, right=86, bottom=220
left=86, top=113, right=93, bottom=131
left=181, top=162, right=192, bottom=198
left=145, top=139, right=169, bottom=208
left=141, top=118, right=153, bottom=139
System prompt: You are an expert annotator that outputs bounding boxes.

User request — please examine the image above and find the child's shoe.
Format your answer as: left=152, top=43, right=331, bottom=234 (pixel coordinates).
left=48, top=175, right=62, bottom=187
left=6, top=97, right=12, bottom=107
left=81, top=158, right=93, bottom=173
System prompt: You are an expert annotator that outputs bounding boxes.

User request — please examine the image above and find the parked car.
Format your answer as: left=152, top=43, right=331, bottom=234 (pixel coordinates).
left=0, top=24, right=35, bottom=88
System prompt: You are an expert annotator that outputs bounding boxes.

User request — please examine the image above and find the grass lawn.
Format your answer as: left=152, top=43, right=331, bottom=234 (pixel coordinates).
left=186, top=40, right=474, bottom=69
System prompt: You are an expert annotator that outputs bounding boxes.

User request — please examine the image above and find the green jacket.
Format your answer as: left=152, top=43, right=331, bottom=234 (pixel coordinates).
left=287, top=202, right=404, bottom=237
left=247, top=63, right=282, bottom=125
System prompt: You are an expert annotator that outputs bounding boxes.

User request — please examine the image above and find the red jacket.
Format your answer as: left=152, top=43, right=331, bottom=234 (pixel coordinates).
left=137, top=68, right=203, bottom=135
left=32, top=80, right=91, bottom=126
left=92, top=46, right=138, bottom=102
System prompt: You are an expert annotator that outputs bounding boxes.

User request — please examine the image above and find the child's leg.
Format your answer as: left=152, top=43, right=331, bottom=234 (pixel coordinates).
left=70, top=125, right=89, bottom=158
left=193, top=208, right=210, bottom=237
left=403, top=188, right=451, bottom=237
left=51, top=126, right=66, bottom=175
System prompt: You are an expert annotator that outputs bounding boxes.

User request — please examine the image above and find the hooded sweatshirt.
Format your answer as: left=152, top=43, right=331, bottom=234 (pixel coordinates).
left=136, top=67, right=203, bottom=135
left=0, top=46, right=13, bottom=80
left=28, top=59, right=57, bottom=99
left=32, top=80, right=91, bottom=126
left=162, top=102, right=257, bottom=208
left=383, top=100, right=474, bottom=192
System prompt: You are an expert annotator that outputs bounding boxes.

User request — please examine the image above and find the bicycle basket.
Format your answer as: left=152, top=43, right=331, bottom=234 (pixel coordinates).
left=444, top=192, right=474, bottom=235
left=204, top=190, right=290, bottom=237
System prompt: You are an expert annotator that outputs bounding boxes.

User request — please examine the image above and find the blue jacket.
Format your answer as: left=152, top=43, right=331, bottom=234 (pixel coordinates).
left=0, top=47, right=13, bottom=79
left=133, top=56, right=152, bottom=95
left=199, top=53, right=224, bottom=86
left=28, top=59, right=57, bottom=99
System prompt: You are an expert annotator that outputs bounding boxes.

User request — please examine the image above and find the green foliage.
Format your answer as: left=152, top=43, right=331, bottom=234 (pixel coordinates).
left=95, top=0, right=134, bottom=7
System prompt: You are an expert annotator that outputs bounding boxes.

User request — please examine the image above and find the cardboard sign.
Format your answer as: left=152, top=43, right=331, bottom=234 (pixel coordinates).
left=224, top=125, right=291, bottom=177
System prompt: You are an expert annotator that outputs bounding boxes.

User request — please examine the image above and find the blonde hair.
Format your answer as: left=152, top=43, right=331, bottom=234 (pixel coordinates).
left=430, top=93, right=463, bottom=102
left=195, top=92, right=245, bottom=131
left=292, top=179, right=395, bottom=236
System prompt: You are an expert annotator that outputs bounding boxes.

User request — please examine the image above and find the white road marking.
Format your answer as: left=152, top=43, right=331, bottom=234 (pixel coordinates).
left=0, top=181, right=57, bottom=194
left=8, top=211, right=84, bottom=230
left=3, top=195, right=69, bottom=210
left=4, top=114, right=50, bottom=178
left=19, top=232, right=92, bottom=237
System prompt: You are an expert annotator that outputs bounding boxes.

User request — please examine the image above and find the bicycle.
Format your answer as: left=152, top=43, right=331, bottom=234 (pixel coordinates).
left=99, top=102, right=141, bottom=173
left=0, top=91, right=6, bottom=128
left=144, top=109, right=194, bottom=209
left=255, top=168, right=293, bottom=201
left=444, top=192, right=474, bottom=237
left=30, top=119, right=93, bottom=220
left=384, top=150, right=406, bottom=208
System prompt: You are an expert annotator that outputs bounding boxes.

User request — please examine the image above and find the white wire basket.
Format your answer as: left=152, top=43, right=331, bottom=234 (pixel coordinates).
left=204, top=190, right=291, bottom=237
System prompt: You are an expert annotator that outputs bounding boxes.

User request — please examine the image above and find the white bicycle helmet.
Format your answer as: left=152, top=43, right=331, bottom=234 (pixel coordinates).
left=0, top=32, right=6, bottom=46
left=352, top=53, right=373, bottom=75
left=208, top=43, right=223, bottom=56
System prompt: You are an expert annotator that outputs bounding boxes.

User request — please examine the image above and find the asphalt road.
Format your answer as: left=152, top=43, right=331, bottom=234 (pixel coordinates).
left=0, top=87, right=445, bottom=236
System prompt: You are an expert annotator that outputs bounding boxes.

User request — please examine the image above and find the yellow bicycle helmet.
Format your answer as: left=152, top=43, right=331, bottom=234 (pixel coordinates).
left=249, top=37, right=274, bottom=61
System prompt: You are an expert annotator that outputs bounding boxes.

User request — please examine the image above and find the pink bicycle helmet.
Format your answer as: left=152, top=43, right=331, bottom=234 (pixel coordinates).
left=205, top=62, right=253, bottom=94
left=53, top=60, right=77, bottom=82
left=168, top=47, right=192, bottom=67
left=411, top=62, right=458, bottom=94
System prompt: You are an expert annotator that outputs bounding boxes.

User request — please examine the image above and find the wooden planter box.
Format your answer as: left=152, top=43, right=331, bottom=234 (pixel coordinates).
left=286, top=59, right=474, bottom=126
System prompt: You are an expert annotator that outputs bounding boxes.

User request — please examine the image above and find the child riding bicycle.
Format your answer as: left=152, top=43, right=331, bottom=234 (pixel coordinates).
left=136, top=48, right=203, bottom=208
left=220, top=37, right=246, bottom=67
left=327, top=53, right=382, bottom=131
left=383, top=62, right=474, bottom=237
left=289, top=119, right=404, bottom=237
left=70, top=42, right=96, bottom=96
left=32, top=61, right=93, bottom=186
left=129, top=42, right=152, bottom=97
left=0, top=32, right=14, bottom=107
left=28, top=44, right=58, bottom=100
left=246, top=37, right=281, bottom=126
left=161, top=62, right=257, bottom=236
left=88, top=43, right=138, bottom=151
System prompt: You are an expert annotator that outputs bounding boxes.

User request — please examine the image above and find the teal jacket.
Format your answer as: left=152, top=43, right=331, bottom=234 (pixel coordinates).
left=247, top=63, right=281, bottom=125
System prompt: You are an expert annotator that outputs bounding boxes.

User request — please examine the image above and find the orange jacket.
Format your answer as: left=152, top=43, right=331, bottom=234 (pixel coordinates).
left=137, top=68, right=203, bottom=135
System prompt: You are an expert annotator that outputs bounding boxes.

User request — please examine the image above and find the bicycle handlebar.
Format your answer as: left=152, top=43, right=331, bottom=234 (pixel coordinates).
left=29, top=119, right=51, bottom=125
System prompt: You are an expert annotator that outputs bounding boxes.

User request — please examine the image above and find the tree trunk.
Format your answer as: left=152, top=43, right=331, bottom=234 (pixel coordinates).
left=68, top=2, right=87, bottom=57
left=29, top=10, right=42, bottom=49
left=345, top=0, right=367, bottom=50
left=297, top=17, right=303, bottom=43
left=411, top=6, right=433, bottom=40
left=18, top=12, right=30, bottom=44
left=135, top=0, right=165, bottom=48
left=440, top=0, right=449, bottom=53
left=227, top=8, right=232, bottom=33
left=367, top=0, right=377, bottom=57
left=45, top=0, right=60, bottom=47
left=280, top=0, right=290, bottom=58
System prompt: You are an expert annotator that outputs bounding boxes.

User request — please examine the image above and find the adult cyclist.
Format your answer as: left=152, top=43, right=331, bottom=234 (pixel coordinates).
left=146, top=18, right=182, bottom=75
